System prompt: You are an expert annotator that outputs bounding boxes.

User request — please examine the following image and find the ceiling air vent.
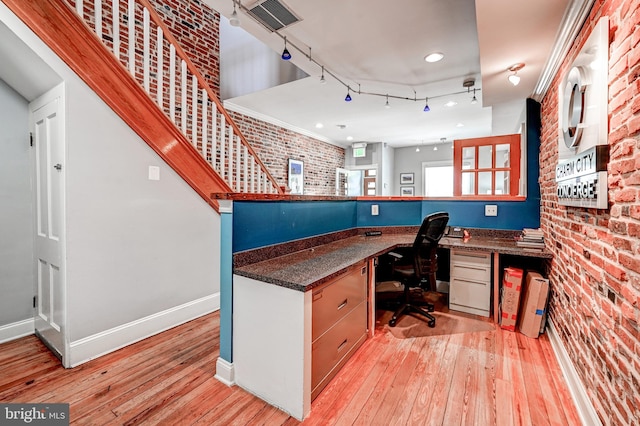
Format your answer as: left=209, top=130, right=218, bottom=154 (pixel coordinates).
left=247, top=0, right=301, bottom=32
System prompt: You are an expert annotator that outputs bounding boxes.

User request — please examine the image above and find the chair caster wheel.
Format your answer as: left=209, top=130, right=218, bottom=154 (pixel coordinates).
left=426, top=305, right=435, bottom=312
left=428, top=320, right=435, bottom=328
left=389, top=319, right=397, bottom=327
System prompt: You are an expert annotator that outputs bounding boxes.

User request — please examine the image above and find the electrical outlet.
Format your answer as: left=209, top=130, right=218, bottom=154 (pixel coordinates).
left=485, top=204, right=498, bottom=216
left=371, top=205, right=379, bottom=216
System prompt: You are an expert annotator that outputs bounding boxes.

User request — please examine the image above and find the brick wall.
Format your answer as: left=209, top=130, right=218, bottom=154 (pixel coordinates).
left=149, top=0, right=220, bottom=97
left=229, top=112, right=345, bottom=195
left=539, top=0, right=640, bottom=424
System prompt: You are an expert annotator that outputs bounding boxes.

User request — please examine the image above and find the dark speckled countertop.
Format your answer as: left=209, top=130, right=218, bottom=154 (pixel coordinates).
left=234, top=232, right=552, bottom=292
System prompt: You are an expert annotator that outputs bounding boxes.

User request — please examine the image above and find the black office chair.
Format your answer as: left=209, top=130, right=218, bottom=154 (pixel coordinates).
left=387, top=212, right=449, bottom=328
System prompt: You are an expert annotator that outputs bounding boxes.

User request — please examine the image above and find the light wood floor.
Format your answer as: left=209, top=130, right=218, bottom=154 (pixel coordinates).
left=0, top=303, right=581, bottom=425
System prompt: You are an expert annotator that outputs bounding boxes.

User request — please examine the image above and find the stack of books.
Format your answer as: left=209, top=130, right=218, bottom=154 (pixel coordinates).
left=516, top=228, right=545, bottom=250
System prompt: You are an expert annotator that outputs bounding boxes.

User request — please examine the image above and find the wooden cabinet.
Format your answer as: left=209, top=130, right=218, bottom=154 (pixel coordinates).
left=311, top=261, right=368, bottom=400
left=449, top=250, right=491, bottom=317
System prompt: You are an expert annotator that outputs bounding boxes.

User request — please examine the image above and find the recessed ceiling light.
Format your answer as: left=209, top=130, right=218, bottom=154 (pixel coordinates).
left=445, top=101, right=457, bottom=107
left=456, top=123, right=464, bottom=128
left=315, top=123, right=324, bottom=129
left=424, top=52, right=444, bottom=63
left=346, top=136, right=354, bottom=141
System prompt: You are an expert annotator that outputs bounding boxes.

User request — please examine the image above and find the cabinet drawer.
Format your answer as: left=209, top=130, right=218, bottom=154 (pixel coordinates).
left=311, top=300, right=367, bottom=398
left=312, top=262, right=367, bottom=341
left=449, top=277, right=491, bottom=312
left=451, top=250, right=491, bottom=267
left=450, top=262, right=491, bottom=283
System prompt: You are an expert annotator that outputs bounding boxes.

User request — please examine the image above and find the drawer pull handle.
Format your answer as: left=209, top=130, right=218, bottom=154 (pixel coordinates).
left=337, top=339, right=348, bottom=352
left=337, top=299, right=348, bottom=310
left=361, top=266, right=367, bottom=275
left=313, top=292, right=323, bottom=301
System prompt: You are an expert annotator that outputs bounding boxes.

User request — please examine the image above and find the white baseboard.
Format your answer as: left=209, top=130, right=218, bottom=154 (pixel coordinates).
left=0, top=318, right=35, bottom=344
left=215, top=357, right=235, bottom=386
left=68, top=293, right=220, bottom=367
left=547, top=319, right=601, bottom=426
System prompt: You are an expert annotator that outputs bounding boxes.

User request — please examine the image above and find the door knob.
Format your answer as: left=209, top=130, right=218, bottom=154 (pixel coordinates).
left=54, top=164, right=62, bottom=171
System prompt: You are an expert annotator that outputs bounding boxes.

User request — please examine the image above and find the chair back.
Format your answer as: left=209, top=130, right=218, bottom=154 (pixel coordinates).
left=412, top=212, right=449, bottom=279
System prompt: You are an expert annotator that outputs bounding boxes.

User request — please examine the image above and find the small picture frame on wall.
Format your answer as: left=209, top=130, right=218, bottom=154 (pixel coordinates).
left=400, top=186, right=415, bottom=196
left=400, top=173, right=414, bottom=185
left=288, top=159, right=304, bottom=195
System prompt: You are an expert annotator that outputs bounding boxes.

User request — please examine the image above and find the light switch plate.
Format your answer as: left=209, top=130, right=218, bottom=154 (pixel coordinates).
left=148, top=166, right=160, bottom=181
left=371, top=205, right=379, bottom=216
left=485, top=204, right=498, bottom=216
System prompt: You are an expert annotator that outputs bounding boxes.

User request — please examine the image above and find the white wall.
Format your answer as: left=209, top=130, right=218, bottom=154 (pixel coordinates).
left=0, top=3, right=221, bottom=358
left=394, top=142, right=454, bottom=195
left=0, top=79, right=34, bottom=328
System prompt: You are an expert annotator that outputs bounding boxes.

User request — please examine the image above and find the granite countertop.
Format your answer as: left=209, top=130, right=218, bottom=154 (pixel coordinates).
left=234, top=232, right=552, bottom=292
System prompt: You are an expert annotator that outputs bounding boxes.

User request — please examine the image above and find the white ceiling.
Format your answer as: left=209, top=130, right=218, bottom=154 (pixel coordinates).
left=208, top=0, right=576, bottom=148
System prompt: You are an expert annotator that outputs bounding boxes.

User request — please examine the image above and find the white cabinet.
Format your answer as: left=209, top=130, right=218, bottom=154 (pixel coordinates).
left=449, top=250, right=491, bottom=317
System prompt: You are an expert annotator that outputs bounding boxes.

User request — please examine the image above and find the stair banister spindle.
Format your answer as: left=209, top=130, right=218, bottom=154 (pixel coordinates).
left=219, top=114, right=226, bottom=175
left=191, top=74, right=198, bottom=148
left=127, top=0, right=134, bottom=75
left=180, top=60, right=187, bottom=134
left=243, top=146, right=248, bottom=193
left=76, top=0, right=83, bottom=16
left=227, top=125, right=233, bottom=183
left=113, top=0, right=120, bottom=59
left=211, top=110, right=217, bottom=170
left=142, top=8, right=150, bottom=92
left=169, top=45, right=176, bottom=122
left=156, top=27, right=163, bottom=107
left=201, top=89, right=208, bottom=158
left=250, top=157, right=255, bottom=193
left=235, top=135, right=241, bottom=192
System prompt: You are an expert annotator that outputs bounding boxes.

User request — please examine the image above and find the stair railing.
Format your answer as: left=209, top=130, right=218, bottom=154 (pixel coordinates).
left=69, top=0, right=282, bottom=194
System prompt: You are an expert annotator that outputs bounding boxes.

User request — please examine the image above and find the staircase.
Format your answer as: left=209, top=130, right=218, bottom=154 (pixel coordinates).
left=5, top=0, right=282, bottom=206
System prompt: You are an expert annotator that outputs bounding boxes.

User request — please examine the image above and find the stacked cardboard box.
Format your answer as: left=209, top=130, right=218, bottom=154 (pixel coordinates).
left=518, top=271, right=550, bottom=338
left=500, top=267, right=524, bottom=331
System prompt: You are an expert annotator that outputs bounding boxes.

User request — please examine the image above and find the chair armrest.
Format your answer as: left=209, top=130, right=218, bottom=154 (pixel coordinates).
left=387, top=251, right=403, bottom=260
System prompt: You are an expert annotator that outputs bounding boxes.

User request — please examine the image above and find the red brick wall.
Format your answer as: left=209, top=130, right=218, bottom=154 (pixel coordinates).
left=148, top=0, right=220, bottom=98
left=229, top=112, right=345, bottom=195
left=540, top=0, right=640, bottom=424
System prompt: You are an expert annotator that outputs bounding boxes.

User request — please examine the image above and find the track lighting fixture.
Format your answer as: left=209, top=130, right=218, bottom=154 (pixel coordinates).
left=320, top=66, right=326, bottom=84
left=345, top=87, right=352, bottom=102
left=229, top=0, right=240, bottom=27
left=281, top=37, right=291, bottom=60
left=508, top=63, right=524, bottom=86
left=385, top=95, right=391, bottom=109
left=471, top=89, right=478, bottom=104
left=423, top=98, right=430, bottom=112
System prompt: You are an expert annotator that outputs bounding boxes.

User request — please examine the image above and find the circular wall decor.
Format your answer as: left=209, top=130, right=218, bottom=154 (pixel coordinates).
left=562, top=66, right=588, bottom=149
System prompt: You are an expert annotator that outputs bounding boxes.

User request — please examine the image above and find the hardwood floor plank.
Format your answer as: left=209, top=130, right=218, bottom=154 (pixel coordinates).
left=503, top=331, right=533, bottom=426
left=351, top=336, right=420, bottom=425
left=516, top=333, right=552, bottom=426
left=538, top=334, right=583, bottom=426
left=387, top=336, right=449, bottom=426
left=333, top=334, right=414, bottom=425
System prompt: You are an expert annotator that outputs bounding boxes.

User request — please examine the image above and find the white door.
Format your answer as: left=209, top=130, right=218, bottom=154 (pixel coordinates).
left=30, top=84, right=67, bottom=366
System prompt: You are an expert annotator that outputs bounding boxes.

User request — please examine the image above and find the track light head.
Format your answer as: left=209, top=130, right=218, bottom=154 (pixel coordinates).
left=423, top=98, right=430, bottom=112
left=281, top=38, right=291, bottom=60
left=385, top=95, right=391, bottom=109
left=345, top=88, right=352, bottom=102
left=229, top=0, right=240, bottom=27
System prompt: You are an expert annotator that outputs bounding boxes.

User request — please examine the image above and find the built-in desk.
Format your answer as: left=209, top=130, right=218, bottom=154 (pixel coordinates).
left=232, top=230, right=551, bottom=420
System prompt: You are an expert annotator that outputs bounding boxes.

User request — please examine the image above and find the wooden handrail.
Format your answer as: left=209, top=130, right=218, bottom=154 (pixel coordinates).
left=2, top=0, right=233, bottom=210
left=137, top=0, right=283, bottom=194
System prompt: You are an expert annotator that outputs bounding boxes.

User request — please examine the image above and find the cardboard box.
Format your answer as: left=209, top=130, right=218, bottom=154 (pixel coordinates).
left=500, top=267, right=524, bottom=331
left=518, top=271, right=550, bottom=338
